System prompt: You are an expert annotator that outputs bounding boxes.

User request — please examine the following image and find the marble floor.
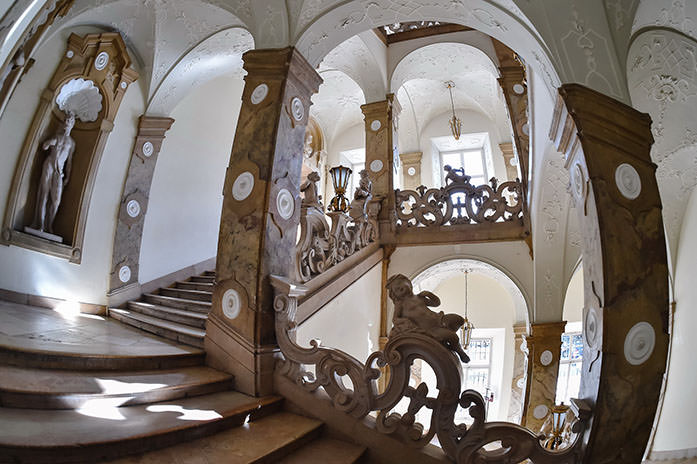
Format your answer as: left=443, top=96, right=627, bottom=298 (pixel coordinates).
left=0, top=300, right=200, bottom=356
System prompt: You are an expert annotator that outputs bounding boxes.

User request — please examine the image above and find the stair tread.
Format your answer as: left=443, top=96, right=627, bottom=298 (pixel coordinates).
left=109, top=411, right=323, bottom=464
left=0, top=391, right=281, bottom=448
left=278, top=438, right=367, bottom=464
left=128, top=302, right=208, bottom=320
left=144, top=293, right=211, bottom=307
left=161, top=288, right=212, bottom=296
left=110, top=309, right=206, bottom=338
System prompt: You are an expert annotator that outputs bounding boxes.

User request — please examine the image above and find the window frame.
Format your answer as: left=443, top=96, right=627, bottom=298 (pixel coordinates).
left=439, top=148, right=488, bottom=186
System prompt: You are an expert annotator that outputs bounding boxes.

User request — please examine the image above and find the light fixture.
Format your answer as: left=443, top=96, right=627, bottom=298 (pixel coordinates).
left=543, top=403, right=570, bottom=450
left=328, top=165, right=352, bottom=213
left=446, top=81, right=462, bottom=141
left=461, top=269, right=475, bottom=349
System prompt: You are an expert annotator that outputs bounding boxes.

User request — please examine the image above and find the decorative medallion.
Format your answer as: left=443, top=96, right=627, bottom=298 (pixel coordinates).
left=516, top=377, right=525, bottom=389
left=94, top=51, right=109, bottom=71
left=513, top=83, right=525, bottom=94
left=370, top=120, right=382, bottom=131
left=276, top=188, right=295, bottom=220
left=126, top=199, right=141, bottom=218
left=540, top=350, right=553, bottom=366
left=533, top=405, right=549, bottom=420
left=585, top=307, right=599, bottom=349
left=118, top=265, right=131, bottom=283
left=291, top=97, right=304, bottom=121
left=120, top=81, right=127, bottom=90
left=66, top=50, right=74, bottom=59
left=142, top=141, right=154, bottom=157
left=222, top=288, right=241, bottom=320
left=251, top=83, right=268, bottom=105
left=572, top=163, right=585, bottom=198
left=407, top=167, right=416, bottom=176
left=522, top=123, right=529, bottom=135
left=615, top=163, right=642, bottom=200
left=232, top=171, right=254, bottom=201
left=624, top=321, right=655, bottom=365
left=370, top=159, right=383, bottom=173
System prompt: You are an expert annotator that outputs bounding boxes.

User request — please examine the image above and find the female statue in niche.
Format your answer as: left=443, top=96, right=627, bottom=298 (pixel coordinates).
left=30, top=112, right=76, bottom=235
left=386, top=274, right=470, bottom=363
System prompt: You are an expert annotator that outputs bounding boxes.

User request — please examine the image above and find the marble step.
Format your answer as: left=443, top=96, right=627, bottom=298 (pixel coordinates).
left=159, top=287, right=212, bottom=303
left=0, top=391, right=283, bottom=464
left=143, top=293, right=211, bottom=313
left=110, top=309, right=205, bottom=348
left=189, top=275, right=215, bottom=284
left=109, top=411, right=324, bottom=464
left=127, top=301, right=207, bottom=329
left=0, top=364, right=233, bottom=409
left=278, top=438, right=367, bottom=464
left=175, top=280, right=214, bottom=291
left=201, top=270, right=216, bottom=276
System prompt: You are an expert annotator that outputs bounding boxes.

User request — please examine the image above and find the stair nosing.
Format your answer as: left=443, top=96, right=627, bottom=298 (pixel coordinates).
left=110, top=309, right=206, bottom=338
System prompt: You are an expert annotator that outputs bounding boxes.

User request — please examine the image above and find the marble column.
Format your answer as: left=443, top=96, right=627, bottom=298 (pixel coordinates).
left=507, top=323, right=528, bottom=424
left=108, top=115, right=174, bottom=305
left=361, top=95, right=401, bottom=240
left=399, top=151, right=422, bottom=190
left=206, top=47, right=322, bottom=396
left=522, top=321, right=565, bottom=432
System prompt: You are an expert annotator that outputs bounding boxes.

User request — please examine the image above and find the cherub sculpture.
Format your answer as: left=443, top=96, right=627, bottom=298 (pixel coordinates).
left=386, top=274, right=470, bottom=363
left=444, top=165, right=471, bottom=185
left=349, top=169, right=372, bottom=218
left=300, top=171, right=322, bottom=208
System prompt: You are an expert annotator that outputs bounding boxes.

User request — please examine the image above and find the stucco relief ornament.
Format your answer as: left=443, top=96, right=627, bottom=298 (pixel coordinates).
left=369, top=159, right=383, bottom=173
left=540, top=350, right=553, bottom=366
left=250, top=83, right=268, bottom=104
left=232, top=172, right=254, bottom=201
left=276, top=188, right=295, bottom=220
left=222, top=288, right=241, bottom=320
left=126, top=199, right=141, bottom=218
left=118, top=265, right=131, bottom=283
left=615, top=163, right=642, bottom=199
left=624, top=321, right=656, bottom=365
left=572, top=163, right=585, bottom=198
left=142, top=141, right=154, bottom=157
left=291, top=97, right=304, bottom=121
left=94, top=51, right=109, bottom=71
left=56, top=78, right=103, bottom=122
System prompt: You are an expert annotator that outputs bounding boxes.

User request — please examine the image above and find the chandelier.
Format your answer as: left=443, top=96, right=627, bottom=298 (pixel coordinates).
left=461, top=269, right=475, bottom=349
left=446, top=81, right=462, bottom=141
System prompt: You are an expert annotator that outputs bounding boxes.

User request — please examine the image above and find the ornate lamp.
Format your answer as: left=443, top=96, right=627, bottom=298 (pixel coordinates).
left=328, top=165, right=352, bottom=212
left=446, top=81, right=462, bottom=141
left=543, top=403, right=570, bottom=450
left=461, top=269, right=475, bottom=349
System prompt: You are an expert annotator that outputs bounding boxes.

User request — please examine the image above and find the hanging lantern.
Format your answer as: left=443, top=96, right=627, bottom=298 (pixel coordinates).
left=543, top=403, right=570, bottom=450
left=328, top=165, right=352, bottom=212
left=461, top=269, right=475, bottom=349
left=446, top=81, right=462, bottom=141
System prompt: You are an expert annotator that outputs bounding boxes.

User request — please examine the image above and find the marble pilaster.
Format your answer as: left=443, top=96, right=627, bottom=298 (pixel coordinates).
left=507, top=323, right=528, bottom=424
left=206, top=47, right=322, bottom=396
left=399, top=151, right=422, bottom=191
left=499, top=142, right=518, bottom=182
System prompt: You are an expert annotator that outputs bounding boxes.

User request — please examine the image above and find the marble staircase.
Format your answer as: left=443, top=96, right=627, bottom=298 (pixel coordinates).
left=109, top=270, right=215, bottom=348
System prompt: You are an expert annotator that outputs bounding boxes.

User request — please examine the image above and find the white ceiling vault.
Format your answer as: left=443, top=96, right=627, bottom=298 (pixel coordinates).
left=310, top=69, right=365, bottom=147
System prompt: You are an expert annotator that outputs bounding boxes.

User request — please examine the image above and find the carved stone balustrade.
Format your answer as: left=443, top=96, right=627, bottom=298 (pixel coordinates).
left=271, top=274, right=592, bottom=464
left=295, top=172, right=381, bottom=283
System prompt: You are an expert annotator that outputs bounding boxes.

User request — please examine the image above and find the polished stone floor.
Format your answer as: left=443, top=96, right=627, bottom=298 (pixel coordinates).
left=0, top=300, right=200, bottom=356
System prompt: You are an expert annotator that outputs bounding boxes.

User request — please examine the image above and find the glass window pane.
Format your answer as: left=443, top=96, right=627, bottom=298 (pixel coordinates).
left=466, top=339, right=491, bottom=364
left=463, top=151, right=484, bottom=176
left=465, top=368, right=489, bottom=395
left=571, top=334, right=584, bottom=360
left=442, top=153, right=461, bottom=169
left=561, top=334, right=571, bottom=361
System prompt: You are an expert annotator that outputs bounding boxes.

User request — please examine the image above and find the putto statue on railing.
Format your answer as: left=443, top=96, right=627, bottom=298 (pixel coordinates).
left=395, top=165, right=524, bottom=228
left=295, top=171, right=382, bottom=283
left=272, top=273, right=591, bottom=464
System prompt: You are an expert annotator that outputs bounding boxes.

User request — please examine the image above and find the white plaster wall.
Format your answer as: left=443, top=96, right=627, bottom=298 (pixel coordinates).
left=418, top=110, right=508, bottom=188
left=433, top=273, right=516, bottom=421
left=0, top=25, right=145, bottom=305
left=324, top=122, right=364, bottom=200
left=652, top=187, right=697, bottom=454
left=562, top=263, right=583, bottom=324
left=296, top=263, right=382, bottom=363
left=138, top=73, right=243, bottom=283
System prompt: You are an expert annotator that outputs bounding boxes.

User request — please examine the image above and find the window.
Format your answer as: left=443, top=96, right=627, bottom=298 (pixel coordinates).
left=455, top=338, right=493, bottom=423
left=350, top=162, right=365, bottom=199
left=556, top=332, right=583, bottom=404
left=440, top=149, right=487, bottom=186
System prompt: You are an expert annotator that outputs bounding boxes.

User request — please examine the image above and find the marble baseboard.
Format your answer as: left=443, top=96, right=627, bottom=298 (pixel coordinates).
left=648, top=447, right=697, bottom=462
left=0, top=287, right=105, bottom=315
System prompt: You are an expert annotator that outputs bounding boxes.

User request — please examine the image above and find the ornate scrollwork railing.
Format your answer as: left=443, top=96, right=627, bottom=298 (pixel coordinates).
left=271, top=273, right=591, bottom=464
left=395, top=167, right=524, bottom=228
left=295, top=171, right=381, bottom=283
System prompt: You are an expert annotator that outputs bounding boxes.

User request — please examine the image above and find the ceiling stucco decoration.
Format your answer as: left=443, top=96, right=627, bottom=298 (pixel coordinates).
left=411, top=258, right=529, bottom=325
left=310, top=69, right=365, bottom=147
left=147, top=26, right=253, bottom=115
left=632, top=0, right=697, bottom=42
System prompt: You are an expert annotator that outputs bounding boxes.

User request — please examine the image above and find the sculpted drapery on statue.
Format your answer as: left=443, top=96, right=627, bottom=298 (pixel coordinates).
left=29, top=112, right=76, bottom=236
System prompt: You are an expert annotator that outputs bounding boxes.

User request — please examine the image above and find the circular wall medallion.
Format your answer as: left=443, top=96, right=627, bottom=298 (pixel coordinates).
left=516, top=377, right=525, bottom=389
left=509, top=157, right=519, bottom=166
left=291, top=97, right=304, bottom=121
left=120, top=81, right=127, bottom=90
left=126, top=199, right=141, bottom=218
left=94, top=51, right=109, bottom=70
left=66, top=50, right=74, bottom=59
left=624, top=321, right=656, bottom=365
left=522, top=122, right=529, bottom=135
left=585, top=307, right=599, bottom=349
left=118, top=265, right=131, bottom=283
left=276, top=188, right=295, bottom=220
left=251, top=83, right=268, bottom=105
left=513, top=83, right=525, bottom=94
left=232, top=172, right=254, bottom=201
left=370, top=120, right=382, bottom=131
left=407, top=167, right=416, bottom=176
left=540, top=350, right=553, bottom=366
left=222, top=288, right=241, bottom=320
left=370, top=159, right=383, bottom=173
left=615, top=163, right=642, bottom=200
left=142, top=141, right=154, bottom=157
left=533, top=405, right=549, bottom=420
left=572, top=163, right=585, bottom=198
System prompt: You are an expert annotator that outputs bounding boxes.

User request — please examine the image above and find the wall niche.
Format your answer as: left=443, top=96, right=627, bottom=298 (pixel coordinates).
left=1, top=32, right=138, bottom=263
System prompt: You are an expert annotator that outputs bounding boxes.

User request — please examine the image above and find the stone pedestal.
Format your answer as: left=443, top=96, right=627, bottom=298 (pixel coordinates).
left=507, top=323, right=528, bottom=424
left=361, top=95, right=400, bottom=240
left=522, top=321, right=565, bottom=431
left=206, top=47, right=322, bottom=396
left=399, top=151, right=422, bottom=190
